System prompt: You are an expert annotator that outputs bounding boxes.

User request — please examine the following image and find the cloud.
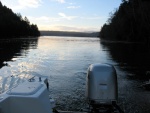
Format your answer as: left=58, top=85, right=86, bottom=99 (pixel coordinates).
left=58, top=13, right=66, bottom=17
left=28, top=16, right=61, bottom=23
left=19, top=0, right=42, bottom=8
left=54, top=26, right=81, bottom=31
left=67, top=6, right=80, bottom=9
left=69, top=3, right=75, bottom=5
left=80, top=16, right=106, bottom=20
left=58, top=13, right=77, bottom=20
left=39, top=25, right=99, bottom=32
left=52, top=0, right=65, bottom=3
left=56, top=26, right=83, bottom=31
left=12, top=0, right=42, bottom=10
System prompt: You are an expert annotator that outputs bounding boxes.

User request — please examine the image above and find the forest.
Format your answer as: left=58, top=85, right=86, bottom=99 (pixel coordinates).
left=100, top=0, right=150, bottom=45
left=0, top=1, right=40, bottom=38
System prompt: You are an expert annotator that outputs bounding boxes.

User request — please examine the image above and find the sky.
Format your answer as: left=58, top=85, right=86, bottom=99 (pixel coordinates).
left=1, top=0, right=122, bottom=32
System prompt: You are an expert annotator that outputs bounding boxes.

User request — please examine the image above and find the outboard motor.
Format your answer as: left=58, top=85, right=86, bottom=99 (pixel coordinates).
left=86, top=63, right=124, bottom=113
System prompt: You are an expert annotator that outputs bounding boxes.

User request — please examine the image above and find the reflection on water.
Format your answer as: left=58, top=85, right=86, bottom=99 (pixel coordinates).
left=0, top=36, right=150, bottom=113
left=100, top=41, right=150, bottom=80
left=0, top=38, right=38, bottom=93
left=100, top=41, right=150, bottom=113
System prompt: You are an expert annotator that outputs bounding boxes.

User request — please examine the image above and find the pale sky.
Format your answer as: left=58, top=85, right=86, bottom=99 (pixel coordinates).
left=1, top=0, right=122, bottom=32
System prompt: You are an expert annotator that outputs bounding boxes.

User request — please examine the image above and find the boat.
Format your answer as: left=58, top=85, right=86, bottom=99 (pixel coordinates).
left=0, top=76, right=55, bottom=113
left=0, top=63, right=124, bottom=113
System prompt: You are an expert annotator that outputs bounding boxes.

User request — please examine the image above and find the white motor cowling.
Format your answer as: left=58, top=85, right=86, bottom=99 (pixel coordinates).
left=0, top=77, right=54, bottom=113
left=86, top=63, right=118, bottom=106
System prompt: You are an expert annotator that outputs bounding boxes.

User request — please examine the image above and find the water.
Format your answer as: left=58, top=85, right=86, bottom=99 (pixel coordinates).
left=0, top=36, right=150, bottom=113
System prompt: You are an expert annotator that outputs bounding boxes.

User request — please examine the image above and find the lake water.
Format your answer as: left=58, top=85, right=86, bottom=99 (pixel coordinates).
left=0, top=36, right=150, bottom=113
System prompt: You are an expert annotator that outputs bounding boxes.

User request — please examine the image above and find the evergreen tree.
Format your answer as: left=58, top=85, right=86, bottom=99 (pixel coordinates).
left=100, top=0, right=150, bottom=45
left=0, top=1, right=40, bottom=38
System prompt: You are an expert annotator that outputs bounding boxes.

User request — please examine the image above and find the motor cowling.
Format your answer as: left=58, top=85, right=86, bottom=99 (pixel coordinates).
left=86, top=63, right=118, bottom=106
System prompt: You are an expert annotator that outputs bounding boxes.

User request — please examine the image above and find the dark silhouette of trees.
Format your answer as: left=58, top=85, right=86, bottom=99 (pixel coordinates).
left=100, top=0, right=150, bottom=45
left=0, top=1, right=40, bottom=38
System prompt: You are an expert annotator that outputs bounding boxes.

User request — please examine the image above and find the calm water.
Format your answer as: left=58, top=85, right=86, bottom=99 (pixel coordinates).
left=0, top=36, right=150, bottom=113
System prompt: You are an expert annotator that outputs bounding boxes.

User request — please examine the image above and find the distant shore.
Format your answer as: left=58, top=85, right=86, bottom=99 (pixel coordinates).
left=40, top=31, right=99, bottom=37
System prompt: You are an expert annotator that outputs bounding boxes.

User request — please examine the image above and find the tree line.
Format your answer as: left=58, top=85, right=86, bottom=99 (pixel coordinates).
left=0, top=1, right=40, bottom=38
left=100, top=0, right=150, bottom=44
